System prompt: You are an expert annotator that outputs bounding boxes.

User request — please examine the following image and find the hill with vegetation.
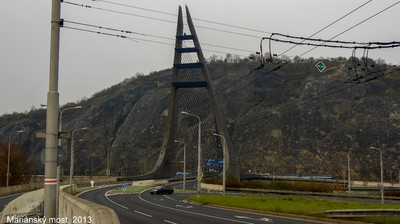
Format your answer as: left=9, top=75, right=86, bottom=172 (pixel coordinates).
left=0, top=56, right=399, bottom=183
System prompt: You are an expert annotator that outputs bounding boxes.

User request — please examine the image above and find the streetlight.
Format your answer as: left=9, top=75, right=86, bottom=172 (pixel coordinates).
left=181, top=111, right=201, bottom=198
left=174, top=140, right=186, bottom=191
left=59, top=106, right=82, bottom=145
left=7, top=130, right=24, bottom=187
left=348, top=148, right=352, bottom=196
left=41, top=104, right=83, bottom=208
left=70, top=127, right=88, bottom=185
left=40, top=104, right=83, bottom=145
left=371, top=146, right=384, bottom=204
left=213, top=133, right=226, bottom=195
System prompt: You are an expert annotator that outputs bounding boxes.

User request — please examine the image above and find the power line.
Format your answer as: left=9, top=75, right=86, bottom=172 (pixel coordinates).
left=299, top=0, right=400, bottom=57
left=92, top=0, right=177, bottom=17
left=279, top=0, right=373, bottom=56
left=62, top=1, right=400, bottom=122
left=91, top=0, right=273, bottom=35
left=265, top=34, right=400, bottom=50
left=239, top=2, right=400, bottom=111
left=63, top=1, right=177, bottom=24
left=62, top=25, right=129, bottom=39
left=62, top=20, right=255, bottom=57
left=62, top=1, right=265, bottom=40
left=272, top=33, right=400, bottom=46
left=63, top=20, right=174, bottom=40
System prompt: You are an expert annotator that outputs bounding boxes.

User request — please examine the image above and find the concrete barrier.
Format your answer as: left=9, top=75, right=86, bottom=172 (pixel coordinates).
left=201, top=183, right=223, bottom=191
left=132, top=179, right=169, bottom=187
left=0, top=177, right=121, bottom=224
left=0, top=183, right=43, bottom=197
left=64, top=176, right=118, bottom=186
left=59, top=185, right=120, bottom=224
left=0, top=176, right=118, bottom=198
left=0, top=188, right=44, bottom=223
left=352, top=180, right=399, bottom=188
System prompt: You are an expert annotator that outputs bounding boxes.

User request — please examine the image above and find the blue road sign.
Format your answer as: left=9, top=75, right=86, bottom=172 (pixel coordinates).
left=206, top=159, right=215, bottom=167
left=216, top=159, right=223, bottom=167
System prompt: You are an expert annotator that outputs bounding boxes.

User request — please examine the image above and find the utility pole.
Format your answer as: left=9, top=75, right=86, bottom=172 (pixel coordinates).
left=44, top=0, right=61, bottom=221
left=174, top=140, right=186, bottom=191
left=347, top=148, right=352, bottom=196
left=371, top=146, right=384, bottom=204
left=213, top=133, right=226, bottom=195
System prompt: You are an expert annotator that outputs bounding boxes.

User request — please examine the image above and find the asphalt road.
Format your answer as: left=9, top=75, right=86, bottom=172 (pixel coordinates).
left=79, top=184, right=327, bottom=224
left=0, top=194, right=21, bottom=212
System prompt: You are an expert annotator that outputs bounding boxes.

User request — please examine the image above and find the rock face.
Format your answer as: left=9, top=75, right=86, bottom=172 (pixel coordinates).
left=1, top=58, right=399, bottom=181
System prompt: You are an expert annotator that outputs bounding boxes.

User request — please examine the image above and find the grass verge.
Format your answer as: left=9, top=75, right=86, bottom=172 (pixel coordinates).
left=76, top=186, right=96, bottom=193
left=189, top=195, right=400, bottom=224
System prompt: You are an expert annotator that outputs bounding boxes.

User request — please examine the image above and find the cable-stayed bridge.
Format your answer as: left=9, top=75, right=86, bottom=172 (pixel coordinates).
left=122, top=6, right=240, bottom=180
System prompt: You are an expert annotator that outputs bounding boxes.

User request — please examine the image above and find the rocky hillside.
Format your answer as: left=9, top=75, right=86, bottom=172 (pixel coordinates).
left=1, top=57, right=399, bottom=182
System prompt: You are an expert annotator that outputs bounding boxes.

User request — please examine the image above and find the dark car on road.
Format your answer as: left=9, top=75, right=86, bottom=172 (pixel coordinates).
left=150, top=185, right=174, bottom=195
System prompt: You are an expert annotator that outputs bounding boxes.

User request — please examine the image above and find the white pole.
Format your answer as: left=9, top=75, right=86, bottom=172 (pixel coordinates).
left=70, top=127, right=87, bottom=185
left=371, top=146, right=384, bottom=204
left=175, top=140, right=186, bottom=191
left=181, top=111, right=201, bottom=198
left=348, top=148, right=352, bottom=196
left=213, top=133, right=226, bottom=195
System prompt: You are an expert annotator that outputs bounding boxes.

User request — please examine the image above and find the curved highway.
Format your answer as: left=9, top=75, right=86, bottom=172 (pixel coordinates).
left=0, top=194, right=22, bottom=212
left=79, top=183, right=327, bottom=224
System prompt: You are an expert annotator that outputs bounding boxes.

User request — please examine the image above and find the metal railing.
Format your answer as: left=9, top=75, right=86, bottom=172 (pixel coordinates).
left=322, top=209, right=400, bottom=218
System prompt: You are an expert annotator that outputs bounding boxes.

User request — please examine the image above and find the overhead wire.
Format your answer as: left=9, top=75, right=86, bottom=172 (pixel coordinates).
left=63, top=0, right=265, bottom=41
left=298, top=0, right=400, bottom=57
left=208, top=0, right=400, bottom=107
left=279, top=0, right=373, bottom=56
left=264, top=35, right=400, bottom=50
left=61, top=20, right=254, bottom=57
left=62, top=1, right=177, bottom=24
left=269, top=33, right=400, bottom=48
left=63, top=0, right=400, bottom=134
left=90, top=0, right=273, bottom=35
left=220, top=1, right=400, bottom=114
left=62, top=25, right=129, bottom=40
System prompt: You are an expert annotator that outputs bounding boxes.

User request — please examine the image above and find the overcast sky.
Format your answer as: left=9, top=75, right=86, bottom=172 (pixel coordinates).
left=1, top=0, right=399, bottom=115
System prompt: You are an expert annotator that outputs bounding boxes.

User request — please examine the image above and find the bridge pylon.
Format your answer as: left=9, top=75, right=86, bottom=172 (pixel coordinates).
left=140, top=6, right=240, bottom=180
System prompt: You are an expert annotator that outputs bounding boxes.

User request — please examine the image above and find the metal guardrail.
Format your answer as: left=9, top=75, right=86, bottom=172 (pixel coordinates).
left=227, top=187, right=400, bottom=201
left=322, top=209, right=400, bottom=218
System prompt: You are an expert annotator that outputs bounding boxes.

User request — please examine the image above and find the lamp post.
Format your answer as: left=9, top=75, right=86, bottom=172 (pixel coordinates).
left=181, top=111, right=201, bottom=198
left=70, top=127, right=88, bottom=185
left=41, top=104, right=83, bottom=215
left=174, top=140, right=186, bottom=191
left=371, top=146, right=384, bottom=204
left=59, top=106, right=82, bottom=145
left=7, top=130, right=24, bottom=187
left=40, top=104, right=82, bottom=145
left=213, top=133, right=226, bottom=195
left=348, top=148, right=352, bottom=196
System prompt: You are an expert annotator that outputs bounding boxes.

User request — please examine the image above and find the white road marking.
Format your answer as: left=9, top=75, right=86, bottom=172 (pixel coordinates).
left=104, top=192, right=129, bottom=210
left=139, top=192, right=253, bottom=224
left=164, top=195, right=179, bottom=202
left=134, top=210, right=152, bottom=218
left=176, top=205, right=193, bottom=209
left=236, top=215, right=273, bottom=222
left=164, top=220, right=177, bottom=224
